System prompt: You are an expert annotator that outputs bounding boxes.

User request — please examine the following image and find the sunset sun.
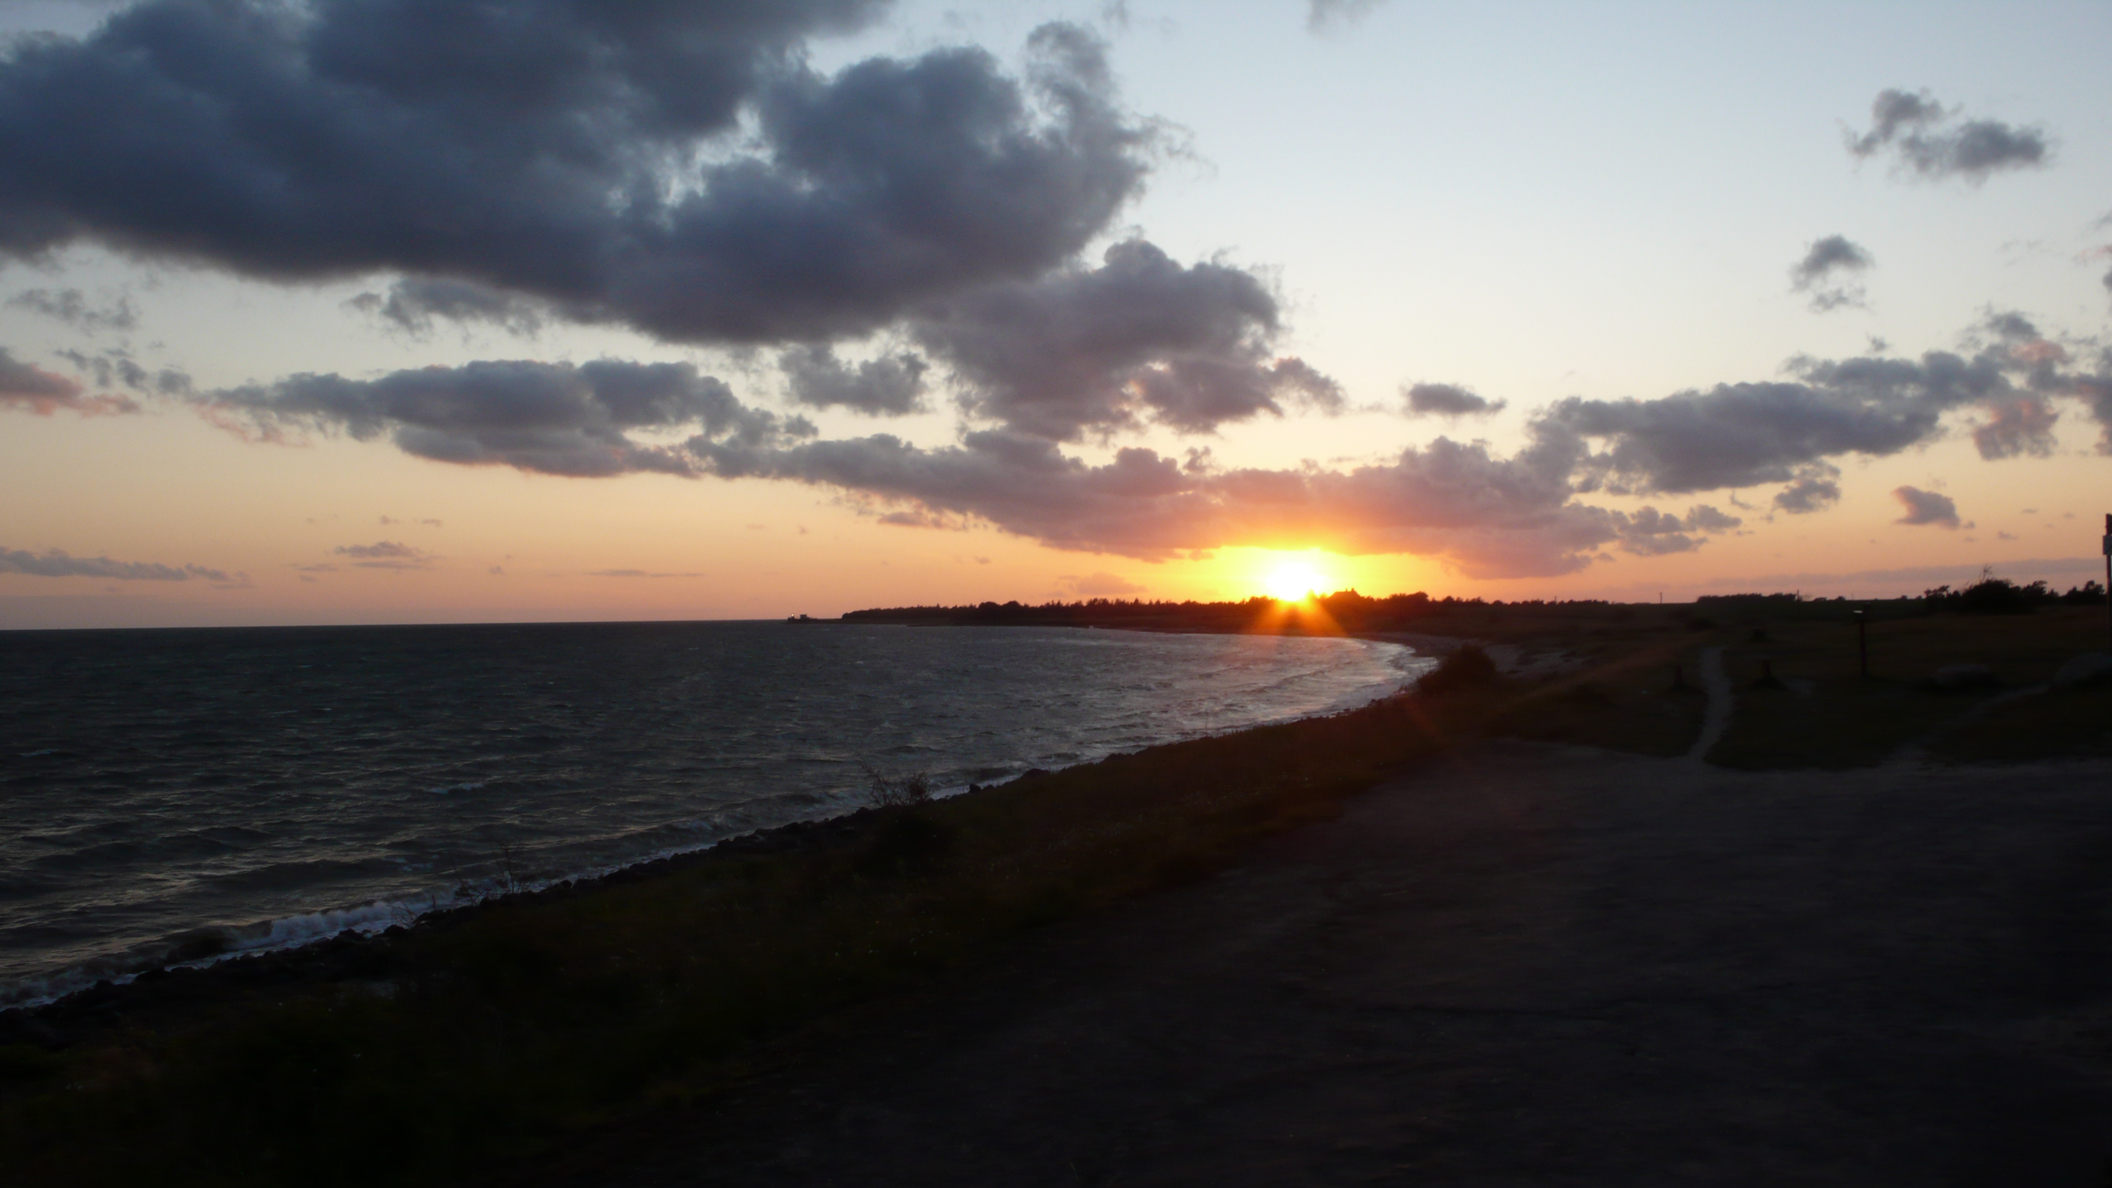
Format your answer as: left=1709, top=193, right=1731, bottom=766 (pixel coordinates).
left=1263, top=561, right=1330, bottom=602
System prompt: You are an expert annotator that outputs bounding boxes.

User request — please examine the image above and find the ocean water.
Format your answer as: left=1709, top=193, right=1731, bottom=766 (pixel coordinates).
left=0, top=621, right=1425, bottom=1007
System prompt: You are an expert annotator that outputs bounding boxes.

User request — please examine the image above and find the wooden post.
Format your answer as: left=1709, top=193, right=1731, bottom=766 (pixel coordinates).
left=1852, top=608, right=1868, bottom=679
left=2103, top=513, right=2110, bottom=650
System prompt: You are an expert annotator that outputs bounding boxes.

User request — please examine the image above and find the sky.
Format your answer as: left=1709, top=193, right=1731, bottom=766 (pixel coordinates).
left=1, top=0, right=2108, bottom=628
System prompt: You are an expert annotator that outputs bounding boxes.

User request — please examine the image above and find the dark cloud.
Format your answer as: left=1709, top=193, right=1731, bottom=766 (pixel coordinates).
left=1892, top=486, right=1961, bottom=528
left=0, top=345, right=135, bottom=415
left=7, top=287, right=136, bottom=334
left=1772, top=468, right=1841, bottom=515
left=1616, top=505, right=1741, bottom=556
left=1847, top=88, right=2049, bottom=182
left=350, top=279, right=545, bottom=337
left=0, top=5, right=1149, bottom=344
left=1981, top=309, right=2045, bottom=345
left=1682, top=505, right=1743, bottom=533
left=780, top=344, right=927, bottom=415
left=1547, top=345, right=2016, bottom=500
left=50, top=347, right=190, bottom=401
left=1529, top=309, right=2112, bottom=510
left=2070, top=363, right=2112, bottom=454
left=1972, top=396, right=2059, bottom=459
left=1976, top=315, right=2112, bottom=454
left=1403, top=381, right=1505, bottom=418
left=201, top=358, right=809, bottom=478
left=912, top=240, right=1342, bottom=440
left=1789, top=235, right=1872, bottom=312
left=0, top=546, right=229, bottom=581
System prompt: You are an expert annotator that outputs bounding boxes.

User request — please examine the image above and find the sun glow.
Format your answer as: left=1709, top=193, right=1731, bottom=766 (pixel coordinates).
left=1262, top=559, right=1330, bottom=602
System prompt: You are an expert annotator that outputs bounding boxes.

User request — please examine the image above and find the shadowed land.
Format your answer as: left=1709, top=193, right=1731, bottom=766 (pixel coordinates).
left=516, top=744, right=2112, bottom=1186
left=3, top=598, right=2109, bottom=1185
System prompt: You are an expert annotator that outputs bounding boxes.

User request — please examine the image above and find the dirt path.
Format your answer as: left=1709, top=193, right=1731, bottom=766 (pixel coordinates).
left=1688, top=645, right=1732, bottom=761
left=522, top=744, right=2112, bottom=1186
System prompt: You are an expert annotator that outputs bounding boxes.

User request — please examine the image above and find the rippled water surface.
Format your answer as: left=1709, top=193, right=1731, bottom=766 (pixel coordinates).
left=0, top=621, right=1423, bottom=1004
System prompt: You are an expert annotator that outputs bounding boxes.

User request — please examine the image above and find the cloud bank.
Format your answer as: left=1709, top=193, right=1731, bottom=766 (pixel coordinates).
left=1545, top=313, right=2107, bottom=505
left=201, top=358, right=808, bottom=478
left=1891, top=485, right=1961, bottom=528
left=169, top=303, right=2112, bottom=579
left=0, top=546, right=230, bottom=582
left=0, top=4, right=1148, bottom=345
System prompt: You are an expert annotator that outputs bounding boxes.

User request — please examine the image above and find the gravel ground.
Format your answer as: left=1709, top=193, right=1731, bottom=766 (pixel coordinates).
left=515, top=740, right=2112, bottom=1186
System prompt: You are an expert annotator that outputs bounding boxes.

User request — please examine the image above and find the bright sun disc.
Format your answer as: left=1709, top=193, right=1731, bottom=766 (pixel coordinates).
left=1264, top=562, right=1327, bottom=601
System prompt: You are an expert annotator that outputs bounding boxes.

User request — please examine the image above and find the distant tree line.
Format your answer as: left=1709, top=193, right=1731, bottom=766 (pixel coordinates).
left=836, top=575, right=2108, bottom=630
left=839, top=590, right=1624, bottom=632
left=1920, top=573, right=2106, bottom=615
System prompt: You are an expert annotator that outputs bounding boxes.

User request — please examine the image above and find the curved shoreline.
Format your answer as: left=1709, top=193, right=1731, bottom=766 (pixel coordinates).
left=2, top=632, right=1429, bottom=1016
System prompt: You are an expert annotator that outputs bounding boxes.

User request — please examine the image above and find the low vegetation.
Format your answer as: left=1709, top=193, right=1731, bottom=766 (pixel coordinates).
left=1702, top=603, right=2112, bottom=768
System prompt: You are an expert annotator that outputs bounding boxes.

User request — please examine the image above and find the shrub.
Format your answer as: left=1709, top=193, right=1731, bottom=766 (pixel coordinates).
left=1417, top=644, right=1500, bottom=695
left=861, top=766, right=933, bottom=808
left=1926, top=569, right=2058, bottom=615
left=2061, top=580, right=2107, bottom=606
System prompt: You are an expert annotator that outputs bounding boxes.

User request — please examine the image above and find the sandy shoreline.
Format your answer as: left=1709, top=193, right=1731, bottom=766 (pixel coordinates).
left=508, top=739, right=2112, bottom=1185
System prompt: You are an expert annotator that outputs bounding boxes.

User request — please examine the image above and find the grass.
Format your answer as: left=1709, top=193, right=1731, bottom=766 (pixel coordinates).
left=1705, top=605, right=2112, bottom=768
left=1931, top=683, right=2112, bottom=764
left=1485, top=630, right=1711, bottom=757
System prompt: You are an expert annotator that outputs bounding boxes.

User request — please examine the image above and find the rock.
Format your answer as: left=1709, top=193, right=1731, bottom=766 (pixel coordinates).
left=2053, top=652, right=2112, bottom=691
left=1927, top=664, right=1999, bottom=692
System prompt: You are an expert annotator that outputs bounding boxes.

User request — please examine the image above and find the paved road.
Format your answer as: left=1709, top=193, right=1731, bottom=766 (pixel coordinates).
left=527, top=743, right=2112, bottom=1186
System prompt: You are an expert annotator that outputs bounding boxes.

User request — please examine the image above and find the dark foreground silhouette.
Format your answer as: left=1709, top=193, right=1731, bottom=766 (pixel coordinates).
left=514, top=742, right=2112, bottom=1186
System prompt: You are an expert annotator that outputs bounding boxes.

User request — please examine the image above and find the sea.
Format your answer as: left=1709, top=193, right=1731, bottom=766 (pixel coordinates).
left=0, top=621, right=1426, bottom=1009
